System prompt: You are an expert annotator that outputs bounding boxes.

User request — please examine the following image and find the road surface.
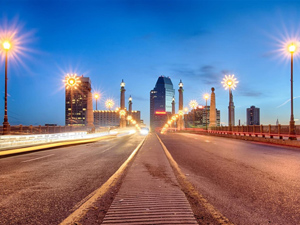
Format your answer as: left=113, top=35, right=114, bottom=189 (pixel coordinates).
left=0, top=133, right=144, bottom=225
left=159, top=132, right=300, bottom=224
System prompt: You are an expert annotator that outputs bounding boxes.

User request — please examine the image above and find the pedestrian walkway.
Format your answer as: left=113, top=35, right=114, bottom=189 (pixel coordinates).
left=102, top=133, right=198, bottom=224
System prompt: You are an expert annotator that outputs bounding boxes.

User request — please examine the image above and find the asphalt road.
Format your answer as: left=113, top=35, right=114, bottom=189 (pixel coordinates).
left=0, top=133, right=144, bottom=225
left=159, top=132, right=300, bottom=224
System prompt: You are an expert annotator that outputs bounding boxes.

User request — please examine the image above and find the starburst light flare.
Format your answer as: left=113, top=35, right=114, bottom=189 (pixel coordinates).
left=105, top=99, right=114, bottom=110
left=63, top=74, right=81, bottom=89
left=222, top=74, right=238, bottom=90
left=189, top=100, right=198, bottom=109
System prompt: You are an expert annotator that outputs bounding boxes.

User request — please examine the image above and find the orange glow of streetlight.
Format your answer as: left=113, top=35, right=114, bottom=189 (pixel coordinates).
left=119, top=109, right=126, bottom=116
left=189, top=100, right=198, bottom=109
left=222, top=74, right=238, bottom=90
left=289, top=43, right=296, bottom=53
left=2, top=41, right=11, bottom=50
left=0, top=19, right=35, bottom=64
left=64, top=74, right=80, bottom=89
left=94, top=93, right=100, bottom=99
left=127, top=115, right=132, bottom=120
left=204, top=93, right=209, bottom=100
left=105, top=99, right=114, bottom=110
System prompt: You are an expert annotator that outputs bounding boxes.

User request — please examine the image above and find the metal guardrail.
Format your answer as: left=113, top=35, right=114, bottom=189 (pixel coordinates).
left=178, top=125, right=298, bottom=140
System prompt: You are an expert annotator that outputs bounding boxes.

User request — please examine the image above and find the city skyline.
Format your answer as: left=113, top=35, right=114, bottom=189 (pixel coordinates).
left=1, top=0, right=300, bottom=127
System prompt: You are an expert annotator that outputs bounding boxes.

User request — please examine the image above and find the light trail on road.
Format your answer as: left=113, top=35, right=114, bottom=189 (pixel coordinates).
left=0, top=133, right=144, bottom=225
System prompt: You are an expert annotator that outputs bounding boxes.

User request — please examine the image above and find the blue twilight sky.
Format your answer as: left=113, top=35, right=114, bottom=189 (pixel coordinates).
left=1, top=0, right=300, bottom=126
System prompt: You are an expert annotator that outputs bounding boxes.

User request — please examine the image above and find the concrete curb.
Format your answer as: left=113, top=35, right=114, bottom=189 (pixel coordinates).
left=156, top=133, right=233, bottom=225
left=59, top=136, right=146, bottom=225
left=0, top=135, right=116, bottom=158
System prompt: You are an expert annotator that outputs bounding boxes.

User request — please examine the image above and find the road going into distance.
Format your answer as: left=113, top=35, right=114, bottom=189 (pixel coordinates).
left=158, top=132, right=300, bottom=224
left=0, top=133, right=144, bottom=225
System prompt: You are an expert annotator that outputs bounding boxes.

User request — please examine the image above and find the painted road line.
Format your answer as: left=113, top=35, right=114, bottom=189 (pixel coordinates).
left=22, top=154, right=55, bottom=163
left=59, top=136, right=147, bottom=225
left=156, top=133, right=233, bottom=225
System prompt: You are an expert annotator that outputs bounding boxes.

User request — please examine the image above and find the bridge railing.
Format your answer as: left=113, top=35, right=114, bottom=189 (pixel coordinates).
left=208, top=124, right=297, bottom=139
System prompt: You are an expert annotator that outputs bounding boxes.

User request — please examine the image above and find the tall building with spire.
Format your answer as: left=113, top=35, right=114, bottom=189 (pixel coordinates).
left=150, top=76, right=175, bottom=131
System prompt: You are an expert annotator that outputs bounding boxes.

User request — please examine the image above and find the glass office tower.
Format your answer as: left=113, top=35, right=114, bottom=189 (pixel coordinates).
left=150, top=76, right=175, bottom=131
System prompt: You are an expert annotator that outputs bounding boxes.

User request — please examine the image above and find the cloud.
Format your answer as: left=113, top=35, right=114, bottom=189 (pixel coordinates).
left=172, top=65, right=226, bottom=86
left=239, top=90, right=263, bottom=97
left=172, top=64, right=264, bottom=98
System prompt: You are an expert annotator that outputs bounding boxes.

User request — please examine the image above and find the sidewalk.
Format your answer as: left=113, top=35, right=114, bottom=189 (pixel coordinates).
left=102, top=133, right=198, bottom=224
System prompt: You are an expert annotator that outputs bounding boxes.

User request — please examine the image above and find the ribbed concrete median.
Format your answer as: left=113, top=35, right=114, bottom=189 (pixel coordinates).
left=102, top=133, right=197, bottom=224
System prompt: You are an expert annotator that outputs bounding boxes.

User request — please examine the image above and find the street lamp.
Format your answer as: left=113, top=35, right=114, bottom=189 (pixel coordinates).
left=2, top=41, right=11, bottom=134
left=288, top=43, right=297, bottom=139
left=222, top=74, right=238, bottom=130
left=204, top=94, right=209, bottom=130
left=189, top=100, right=198, bottom=127
left=94, top=93, right=100, bottom=110
left=64, top=74, right=80, bottom=126
left=105, top=99, right=114, bottom=110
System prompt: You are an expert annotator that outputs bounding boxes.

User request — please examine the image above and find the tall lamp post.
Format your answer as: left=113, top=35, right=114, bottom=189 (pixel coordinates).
left=222, top=74, right=238, bottom=131
left=189, top=100, right=198, bottom=127
left=94, top=93, right=100, bottom=110
left=2, top=41, right=11, bottom=135
left=204, top=94, right=209, bottom=130
left=64, top=74, right=80, bottom=127
left=288, top=43, right=297, bottom=139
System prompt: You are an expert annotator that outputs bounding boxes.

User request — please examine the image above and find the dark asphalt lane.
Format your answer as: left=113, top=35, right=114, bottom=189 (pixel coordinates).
left=159, top=132, right=300, bottom=224
left=0, top=133, right=144, bottom=225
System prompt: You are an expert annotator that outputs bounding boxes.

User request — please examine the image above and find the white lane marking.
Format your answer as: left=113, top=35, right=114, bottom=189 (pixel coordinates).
left=22, top=154, right=55, bottom=163
left=205, top=140, right=210, bottom=143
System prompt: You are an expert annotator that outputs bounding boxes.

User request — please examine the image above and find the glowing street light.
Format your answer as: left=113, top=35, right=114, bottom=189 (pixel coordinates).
left=105, top=99, right=114, bottom=110
left=204, top=94, right=209, bottom=131
left=288, top=43, right=297, bottom=139
left=119, top=109, right=126, bottom=117
left=63, top=74, right=80, bottom=126
left=222, top=74, right=238, bottom=130
left=94, top=93, right=100, bottom=110
left=189, top=100, right=198, bottom=127
left=2, top=40, right=11, bottom=134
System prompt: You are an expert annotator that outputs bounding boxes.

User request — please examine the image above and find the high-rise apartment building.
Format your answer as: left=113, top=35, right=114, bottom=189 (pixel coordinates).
left=65, top=75, right=94, bottom=127
left=150, top=76, right=175, bottom=131
left=247, top=106, right=260, bottom=125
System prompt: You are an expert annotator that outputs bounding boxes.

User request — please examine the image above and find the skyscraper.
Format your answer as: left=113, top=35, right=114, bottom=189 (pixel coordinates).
left=247, top=106, right=260, bottom=125
left=65, top=75, right=94, bottom=127
left=150, top=76, right=175, bottom=131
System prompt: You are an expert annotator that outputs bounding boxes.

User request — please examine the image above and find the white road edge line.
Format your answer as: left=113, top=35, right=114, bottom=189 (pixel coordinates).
left=59, top=136, right=147, bottom=225
left=22, top=154, right=55, bottom=163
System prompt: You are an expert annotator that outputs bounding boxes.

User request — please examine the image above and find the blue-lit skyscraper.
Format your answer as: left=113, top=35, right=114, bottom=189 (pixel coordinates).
left=150, top=76, right=175, bottom=131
